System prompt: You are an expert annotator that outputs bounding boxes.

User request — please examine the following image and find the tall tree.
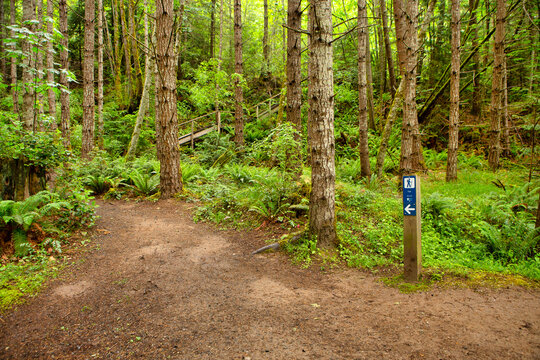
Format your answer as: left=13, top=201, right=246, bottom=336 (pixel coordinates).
left=46, top=0, right=56, bottom=128
left=0, top=0, right=5, bottom=77
left=10, top=0, right=18, bottom=115
left=446, top=0, right=460, bottom=182
left=394, top=0, right=422, bottom=174
left=35, top=0, right=45, bottom=119
left=286, top=0, right=302, bottom=135
left=59, top=0, right=70, bottom=148
left=21, top=0, right=36, bottom=131
left=155, top=0, right=182, bottom=198
left=127, top=0, right=153, bottom=159
left=210, top=0, right=216, bottom=58
left=358, top=0, right=371, bottom=178
left=262, top=0, right=269, bottom=75
left=416, top=0, right=436, bottom=80
left=469, top=0, right=481, bottom=115
left=82, top=0, right=95, bottom=159
left=119, top=0, right=132, bottom=100
left=488, top=0, right=506, bottom=170
left=97, top=0, right=104, bottom=147
left=128, top=0, right=142, bottom=99
left=308, top=0, right=337, bottom=248
left=380, top=0, right=396, bottom=95
left=112, top=0, right=123, bottom=103
left=233, top=0, right=244, bottom=146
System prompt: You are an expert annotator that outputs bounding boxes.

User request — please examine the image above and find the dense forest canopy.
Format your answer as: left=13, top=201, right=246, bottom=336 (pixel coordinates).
left=0, top=0, right=539, bottom=290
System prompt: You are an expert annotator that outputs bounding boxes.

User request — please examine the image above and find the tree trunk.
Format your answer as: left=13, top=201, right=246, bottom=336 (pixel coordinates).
left=82, top=0, right=95, bottom=159
left=287, top=0, right=302, bottom=136
left=358, top=0, right=371, bottom=179
left=446, top=0, right=460, bottom=182
left=46, top=0, right=56, bottom=129
left=488, top=0, right=506, bottom=171
left=210, top=0, right=216, bottom=58
left=376, top=1, right=387, bottom=95
left=127, top=4, right=154, bottom=160
left=380, top=0, right=395, bottom=94
left=469, top=0, right=481, bottom=116
left=22, top=0, right=36, bottom=131
left=365, top=22, right=375, bottom=131
left=120, top=0, right=132, bottom=101
left=129, top=0, right=143, bottom=100
left=416, top=0, right=435, bottom=81
left=234, top=0, right=244, bottom=147
left=97, top=0, right=104, bottom=148
left=395, top=0, right=422, bottom=175
left=502, top=56, right=510, bottom=157
left=308, top=0, right=337, bottom=249
left=0, top=0, right=5, bottom=78
left=35, top=0, right=45, bottom=121
left=156, top=0, right=182, bottom=198
left=10, top=0, right=18, bottom=115
left=376, top=80, right=403, bottom=177
left=263, top=0, right=269, bottom=75
left=112, top=0, right=123, bottom=104
left=175, top=0, right=185, bottom=80
left=59, top=0, right=71, bottom=148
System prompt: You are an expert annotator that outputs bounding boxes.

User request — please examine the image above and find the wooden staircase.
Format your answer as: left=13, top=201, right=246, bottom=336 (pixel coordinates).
left=179, top=93, right=281, bottom=147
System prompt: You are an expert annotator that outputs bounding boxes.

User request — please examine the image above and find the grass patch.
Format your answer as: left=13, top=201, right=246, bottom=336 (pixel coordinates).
left=0, top=256, right=60, bottom=312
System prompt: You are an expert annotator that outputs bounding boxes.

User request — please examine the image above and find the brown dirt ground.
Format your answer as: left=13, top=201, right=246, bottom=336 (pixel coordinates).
left=0, top=199, right=539, bottom=360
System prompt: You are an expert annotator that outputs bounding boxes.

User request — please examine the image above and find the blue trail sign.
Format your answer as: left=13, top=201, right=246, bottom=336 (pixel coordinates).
left=402, top=175, right=417, bottom=216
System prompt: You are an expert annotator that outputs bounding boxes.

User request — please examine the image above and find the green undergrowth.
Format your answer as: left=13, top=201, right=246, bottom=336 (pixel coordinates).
left=335, top=167, right=540, bottom=281
left=0, top=256, right=60, bottom=311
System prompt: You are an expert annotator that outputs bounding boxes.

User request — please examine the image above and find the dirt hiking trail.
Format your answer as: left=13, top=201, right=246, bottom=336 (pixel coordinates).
left=0, top=200, right=539, bottom=359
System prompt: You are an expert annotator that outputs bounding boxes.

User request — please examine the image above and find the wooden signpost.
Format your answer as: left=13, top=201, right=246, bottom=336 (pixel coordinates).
left=403, top=175, right=421, bottom=281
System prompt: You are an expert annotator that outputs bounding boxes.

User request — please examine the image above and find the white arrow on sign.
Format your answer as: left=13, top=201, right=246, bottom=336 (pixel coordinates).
left=404, top=204, right=416, bottom=215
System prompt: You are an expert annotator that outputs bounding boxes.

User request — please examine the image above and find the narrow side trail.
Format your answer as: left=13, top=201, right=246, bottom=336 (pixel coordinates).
left=0, top=200, right=539, bottom=359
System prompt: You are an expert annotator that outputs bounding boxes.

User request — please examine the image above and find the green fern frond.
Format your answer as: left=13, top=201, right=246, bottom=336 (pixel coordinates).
left=12, top=228, right=32, bottom=257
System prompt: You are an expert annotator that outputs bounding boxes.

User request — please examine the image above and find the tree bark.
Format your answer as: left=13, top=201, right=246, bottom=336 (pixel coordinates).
left=10, top=0, right=19, bottom=115
left=380, top=0, right=395, bottom=94
left=22, top=0, right=36, bottom=131
left=82, top=0, right=95, bottom=159
left=446, top=0, right=460, bottom=182
left=365, top=21, right=375, bottom=131
left=416, top=0, right=435, bottom=81
left=358, top=0, right=371, bottom=179
left=394, top=0, right=422, bottom=175
left=488, top=0, right=506, bottom=170
left=97, top=0, right=104, bottom=148
left=36, top=0, right=45, bottom=120
left=129, top=0, right=143, bottom=100
left=175, top=0, right=185, bottom=80
left=234, top=0, right=244, bottom=147
left=156, top=0, right=182, bottom=198
left=0, top=0, right=5, bottom=78
left=308, top=0, right=337, bottom=249
left=210, top=0, right=216, bottom=58
left=286, top=0, right=302, bottom=136
left=263, top=0, right=269, bottom=75
left=46, top=0, right=56, bottom=129
left=127, top=3, right=154, bottom=160
left=112, top=0, right=123, bottom=103
left=376, top=80, right=403, bottom=177
left=469, top=0, right=481, bottom=116
left=376, top=1, right=387, bottom=95
left=502, top=56, right=510, bottom=157
left=120, top=0, right=132, bottom=101
left=59, top=0, right=71, bottom=148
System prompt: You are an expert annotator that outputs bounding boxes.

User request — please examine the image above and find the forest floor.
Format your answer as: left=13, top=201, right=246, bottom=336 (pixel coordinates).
left=0, top=199, right=539, bottom=359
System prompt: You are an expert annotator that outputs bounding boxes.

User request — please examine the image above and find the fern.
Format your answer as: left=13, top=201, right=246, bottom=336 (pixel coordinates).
left=12, top=228, right=32, bottom=257
left=129, top=170, right=160, bottom=195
